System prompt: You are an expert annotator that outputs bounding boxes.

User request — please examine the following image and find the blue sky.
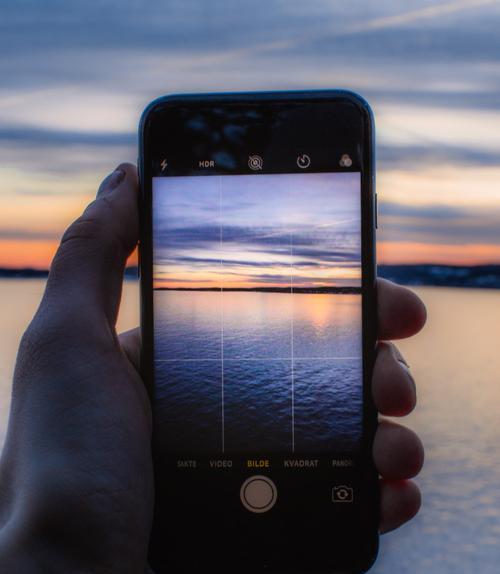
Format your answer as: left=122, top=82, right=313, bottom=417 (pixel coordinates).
left=1, top=0, right=500, bottom=267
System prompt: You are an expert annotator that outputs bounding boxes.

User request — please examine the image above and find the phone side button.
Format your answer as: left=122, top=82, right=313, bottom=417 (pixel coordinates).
left=240, top=475, right=277, bottom=513
left=137, top=243, right=141, bottom=278
left=375, top=193, right=378, bottom=229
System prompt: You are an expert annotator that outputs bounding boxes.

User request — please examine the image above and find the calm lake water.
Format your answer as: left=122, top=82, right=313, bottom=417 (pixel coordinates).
left=0, top=280, right=499, bottom=572
left=154, top=290, right=362, bottom=454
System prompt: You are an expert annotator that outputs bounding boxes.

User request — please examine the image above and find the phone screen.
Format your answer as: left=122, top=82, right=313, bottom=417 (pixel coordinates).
left=152, top=171, right=362, bottom=457
left=142, top=92, right=378, bottom=573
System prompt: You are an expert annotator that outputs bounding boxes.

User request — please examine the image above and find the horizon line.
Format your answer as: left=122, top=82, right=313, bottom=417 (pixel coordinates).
left=3, top=262, right=500, bottom=274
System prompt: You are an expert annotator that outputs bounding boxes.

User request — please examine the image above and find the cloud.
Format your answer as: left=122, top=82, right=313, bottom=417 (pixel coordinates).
left=157, top=253, right=360, bottom=269
left=379, top=202, right=500, bottom=245
left=154, top=223, right=360, bottom=254
left=337, top=0, right=500, bottom=35
left=368, top=88, right=500, bottom=112
left=159, top=255, right=322, bottom=268
left=380, top=221, right=500, bottom=245
left=377, top=143, right=500, bottom=169
left=380, top=202, right=467, bottom=219
left=2, top=1, right=500, bottom=92
left=153, top=205, right=361, bottom=285
left=0, top=126, right=134, bottom=146
left=0, top=228, right=60, bottom=241
left=2, top=0, right=500, bottom=266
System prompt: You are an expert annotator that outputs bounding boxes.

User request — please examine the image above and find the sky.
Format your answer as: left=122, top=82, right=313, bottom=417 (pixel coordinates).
left=1, top=0, right=500, bottom=268
left=153, top=173, right=361, bottom=289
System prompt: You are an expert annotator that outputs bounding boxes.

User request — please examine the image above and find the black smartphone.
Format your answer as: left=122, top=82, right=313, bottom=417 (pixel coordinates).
left=139, top=89, right=379, bottom=574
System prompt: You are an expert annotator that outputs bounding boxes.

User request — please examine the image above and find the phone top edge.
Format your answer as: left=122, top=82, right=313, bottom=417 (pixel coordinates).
left=139, top=88, right=374, bottom=129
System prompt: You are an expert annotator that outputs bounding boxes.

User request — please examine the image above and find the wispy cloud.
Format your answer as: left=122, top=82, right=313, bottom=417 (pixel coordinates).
left=0, top=126, right=134, bottom=146
left=1, top=0, right=500, bottom=267
left=340, top=0, right=500, bottom=34
left=0, top=228, right=60, bottom=241
left=380, top=201, right=500, bottom=245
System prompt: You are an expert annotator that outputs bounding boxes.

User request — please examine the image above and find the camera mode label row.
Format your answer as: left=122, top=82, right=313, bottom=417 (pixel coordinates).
left=175, top=457, right=354, bottom=469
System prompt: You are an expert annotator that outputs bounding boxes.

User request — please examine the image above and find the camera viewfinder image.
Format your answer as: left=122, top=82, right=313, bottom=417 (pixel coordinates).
left=152, top=172, right=363, bottom=455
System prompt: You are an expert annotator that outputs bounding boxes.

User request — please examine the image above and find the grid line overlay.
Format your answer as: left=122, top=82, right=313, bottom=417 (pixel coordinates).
left=290, top=231, right=295, bottom=452
left=219, top=175, right=225, bottom=453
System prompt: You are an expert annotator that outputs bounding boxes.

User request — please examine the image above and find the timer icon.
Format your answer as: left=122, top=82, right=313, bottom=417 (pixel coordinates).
left=296, top=154, right=311, bottom=169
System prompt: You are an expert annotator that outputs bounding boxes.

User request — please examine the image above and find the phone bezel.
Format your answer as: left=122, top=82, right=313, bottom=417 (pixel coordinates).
left=138, top=89, right=379, bottom=573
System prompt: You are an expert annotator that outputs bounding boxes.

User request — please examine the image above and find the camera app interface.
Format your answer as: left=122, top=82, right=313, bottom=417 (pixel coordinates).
left=152, top=171, right=363, bottom=456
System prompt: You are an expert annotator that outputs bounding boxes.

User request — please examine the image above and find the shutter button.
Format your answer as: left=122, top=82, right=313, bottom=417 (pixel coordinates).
left=240, top=475, right=277, bottom=513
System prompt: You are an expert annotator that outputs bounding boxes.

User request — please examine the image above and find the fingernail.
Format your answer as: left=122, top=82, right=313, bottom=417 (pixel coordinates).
left=391, top=344, right=410, bottom=369
left=390, top=344, right=416, bottom=389
left=97, top=168, right=125, bottom=196
left=396, top=357, right=416, bottom=400
left=397, top=358, right=411, bottom=372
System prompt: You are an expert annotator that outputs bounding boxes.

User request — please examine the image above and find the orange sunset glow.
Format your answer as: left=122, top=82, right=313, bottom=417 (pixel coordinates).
left=153, top=262, right=362, bottom=289
left=3, top=239, right=498, bottom=272
left=377, top=242, right=500, bottom=266
left=0, top=240, right=138, bottom=270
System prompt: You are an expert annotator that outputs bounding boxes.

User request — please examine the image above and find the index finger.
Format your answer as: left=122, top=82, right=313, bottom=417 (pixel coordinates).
left=377, top=278, right=427, bottom=340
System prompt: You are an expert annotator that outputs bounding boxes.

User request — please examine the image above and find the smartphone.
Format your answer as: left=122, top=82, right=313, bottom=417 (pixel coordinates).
left=139, top=90, right=379, bottom=574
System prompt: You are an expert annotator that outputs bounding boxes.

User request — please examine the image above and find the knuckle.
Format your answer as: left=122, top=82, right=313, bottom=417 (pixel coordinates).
left=13, top=323, right=58, bottom=387
left=15, top=316, right=70, bottom=367
left=14, top=311, right=109, bottom=381
left=52, top=205, right=125, bottom=272
left=60, top=208, right=108, bottom=249
left=17, top=318, right=58, bottom=359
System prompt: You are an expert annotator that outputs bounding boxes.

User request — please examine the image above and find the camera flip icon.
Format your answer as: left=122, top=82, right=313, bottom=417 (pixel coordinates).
left=332, top=485, right=354, bottom=503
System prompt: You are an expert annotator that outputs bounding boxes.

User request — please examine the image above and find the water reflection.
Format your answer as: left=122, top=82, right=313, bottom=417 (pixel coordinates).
left=153, top=290, right=362, bottom=453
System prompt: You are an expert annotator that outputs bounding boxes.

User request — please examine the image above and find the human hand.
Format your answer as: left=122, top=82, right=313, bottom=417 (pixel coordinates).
left=0, top=164, right=153, bottom=573
left=0, top=163, right=425, bottom=572
left=372, top=278, right=426, bottom=533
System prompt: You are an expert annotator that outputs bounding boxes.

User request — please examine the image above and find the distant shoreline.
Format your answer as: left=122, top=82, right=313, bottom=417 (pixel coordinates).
left=154, top=286, right=361, bottom=294
left=2, top=264, right=500, bottom=289
left=0, top=267, right=139, bottom=280
left=0, top=268, right=49, bottom=279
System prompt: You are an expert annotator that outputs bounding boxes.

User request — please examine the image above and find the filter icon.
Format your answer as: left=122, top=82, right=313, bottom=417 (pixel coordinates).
left=339, top=154, right=352, bottom=168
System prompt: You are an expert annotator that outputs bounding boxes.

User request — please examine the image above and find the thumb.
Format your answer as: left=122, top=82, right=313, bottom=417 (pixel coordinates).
left=40, top=163, right=139, bottom=332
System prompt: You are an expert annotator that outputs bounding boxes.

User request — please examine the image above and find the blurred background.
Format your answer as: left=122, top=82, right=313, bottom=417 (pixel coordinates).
left=1, top=1, right=500, bottom=572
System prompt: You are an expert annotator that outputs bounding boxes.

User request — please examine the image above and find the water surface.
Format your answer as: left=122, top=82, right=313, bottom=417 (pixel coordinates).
left=153, top=290, right=362, bottom=453
left=1, top=281, right=499, bottom=572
